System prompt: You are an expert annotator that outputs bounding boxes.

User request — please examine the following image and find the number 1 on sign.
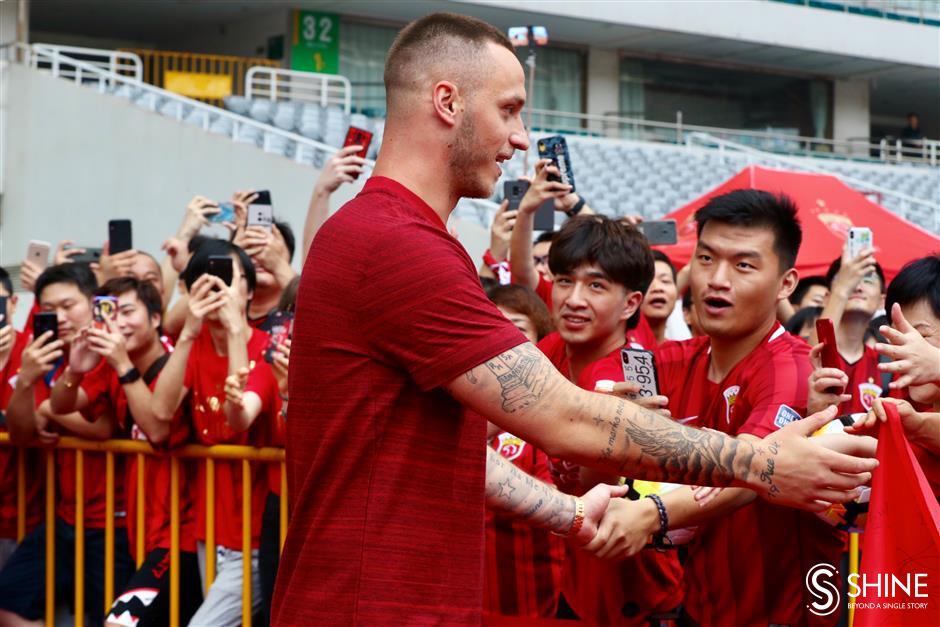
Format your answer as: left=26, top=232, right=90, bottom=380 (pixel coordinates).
left=313, top=53, right=324, bottom=72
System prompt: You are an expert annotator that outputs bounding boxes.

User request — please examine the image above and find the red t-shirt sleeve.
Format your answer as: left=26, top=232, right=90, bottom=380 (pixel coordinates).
left=359, top=224, right=526, bottom=391
left=735, top=343, right=812, bottom=439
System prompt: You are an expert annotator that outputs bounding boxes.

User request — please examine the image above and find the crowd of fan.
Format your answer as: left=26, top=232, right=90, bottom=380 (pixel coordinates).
left=0, top=148, right=939, bottom=627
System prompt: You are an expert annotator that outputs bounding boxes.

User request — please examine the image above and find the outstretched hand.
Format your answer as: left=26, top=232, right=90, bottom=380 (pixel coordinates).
left=572, top=482, right=629, bottom=547
left=876, top=303, right=940, bottom=390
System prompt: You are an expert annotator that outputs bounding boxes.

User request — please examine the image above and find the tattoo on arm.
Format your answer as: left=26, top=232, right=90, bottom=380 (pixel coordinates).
left=485, top=447, right=575, bottom=534
left=483, top=344, right=553, bottom=413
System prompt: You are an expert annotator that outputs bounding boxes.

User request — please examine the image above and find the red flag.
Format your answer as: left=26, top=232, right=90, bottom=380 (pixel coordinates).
left=855, top=403, right=940, bottom=626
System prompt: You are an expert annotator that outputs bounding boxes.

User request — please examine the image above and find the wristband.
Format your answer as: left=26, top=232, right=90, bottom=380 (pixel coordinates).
left=118, top=366, right=141, bottom=385
left=565, top=196, right=586, bottom=218
left=645, top=493, right=672, bottom=548
left=482, top=248, right=502, bottom=268
left=553, top=496, right=585, bottom=538
left=63, top=368, right=83, bottom=389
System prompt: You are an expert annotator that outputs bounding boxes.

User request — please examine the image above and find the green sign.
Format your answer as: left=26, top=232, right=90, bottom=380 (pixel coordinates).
left=290, top=10, right=339, bottom=74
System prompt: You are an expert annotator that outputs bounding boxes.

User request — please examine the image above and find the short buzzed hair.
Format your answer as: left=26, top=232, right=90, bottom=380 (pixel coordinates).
left=384, top=13, right=513, bottom=109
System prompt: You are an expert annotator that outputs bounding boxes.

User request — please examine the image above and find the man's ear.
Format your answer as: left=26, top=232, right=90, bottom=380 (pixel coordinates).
left=432, top=81, right=463, bottom=128
left=621, top=290, right=645, bottom=323
left=777, top=267, right=799, bottom=302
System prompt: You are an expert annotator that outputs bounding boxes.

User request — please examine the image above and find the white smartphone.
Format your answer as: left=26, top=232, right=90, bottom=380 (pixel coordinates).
left=846, top=227, right=873, bottom=260
left=620, top=347, right=659, bottom=399
left=26, top=240, right=51, bottom=271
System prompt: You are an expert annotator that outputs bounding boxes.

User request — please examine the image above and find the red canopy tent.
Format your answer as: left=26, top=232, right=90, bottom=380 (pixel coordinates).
left=654, top=165, right=940, bottom=282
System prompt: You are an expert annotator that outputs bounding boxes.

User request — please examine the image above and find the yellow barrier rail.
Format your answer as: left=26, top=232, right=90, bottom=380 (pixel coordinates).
left=0, top=434, right=286, bottom=627
left=119, top=49, right=280, bottom=106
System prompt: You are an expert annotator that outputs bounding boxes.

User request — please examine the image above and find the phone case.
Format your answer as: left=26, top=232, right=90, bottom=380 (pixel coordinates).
left=207, top=256, right=233, bottom=286
left=109, top=220, right=133, bottom=254
left=248, top=206, right=274, bottom=229
left=815, top=318, right=840, bottom=369
left=533, top=199, right=555, bottom=231
left=620, top=348, right=659, bottom=398
left=343, top=127, right=373, bottom=160
left=537, top=136, right=576, bottom=193
left=503, top=180, right=530, bottom=212
left=33, top=313, right=58, bottom=342
left=27, top=241, right=51, bottom=270
left=846, top=228, right=873, bottom=260
left=264, top=311, right=294, bottom=363
left=93, top=296, right=119, bottom=325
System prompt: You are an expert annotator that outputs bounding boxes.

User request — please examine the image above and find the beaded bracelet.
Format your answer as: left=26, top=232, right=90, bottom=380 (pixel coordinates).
left=645, top=493, right=672, bottom=548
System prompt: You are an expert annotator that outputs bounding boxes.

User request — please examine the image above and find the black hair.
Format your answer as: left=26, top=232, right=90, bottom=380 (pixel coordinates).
left=479, top=275, right=498, bottom=297
left=784, top=306, right=823, bottom=337
left=534, top=231, right=555, bottom=246
left=682, top=288, right=693, bottom=310
left=651, top=250, right=677, bottom=282
left=885, top=254, right=940, bottom=321
left=789, top=276, right=829, bottom=305
left=181, top=239, right=256, bottom=293
left=695, top=189, right=802, bottom=270
left=34, top=263, right=97, bottom=302
left=98, top=277, right=163, bottom=320
left=825, top=258, right=886, bottom=293
left=275, top=220, right=296, bottom=263
left=549, top=215, right=654, bottom=329
left=0, top=267, right=12, bottom=296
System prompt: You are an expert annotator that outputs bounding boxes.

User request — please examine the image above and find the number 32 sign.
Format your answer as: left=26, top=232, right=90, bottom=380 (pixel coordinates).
left=291, top=10, right=339, bottom=74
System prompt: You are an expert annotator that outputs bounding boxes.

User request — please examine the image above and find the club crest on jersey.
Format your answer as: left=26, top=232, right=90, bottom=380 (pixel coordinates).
left=722, top=385, right=740, bottom=424
left=774, top=404, right=801, bottom=429
left=495, top=432, right=525, bottom=461
left=857, top=382, right=881, bottom=412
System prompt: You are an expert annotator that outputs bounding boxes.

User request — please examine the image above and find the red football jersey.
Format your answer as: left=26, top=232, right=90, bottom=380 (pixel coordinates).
left=834, top=345, right=883, bottom=415
left=657, top=323, right=844, bottom=626
left=34, top=358, right=124, bottom=529
left=183, top=327, right=274, bottom=551
left=0, top=330, right=43, bottom=538
left=484, top=431, right=564, bottom=618
left=271, top=177, right=525, bottom=625
left=80, top=352, right=196, bottom=559
left=536, top=332, right=684, bottom=624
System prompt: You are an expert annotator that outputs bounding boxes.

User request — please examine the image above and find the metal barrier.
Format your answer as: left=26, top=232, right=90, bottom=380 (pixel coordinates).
left=28, top=43, right=143, bottom=86
left=120, top=49, right=279, bottom=107
left=525, top=108, right=940, bottom=167
left=246, top=66, right=351, bottom=113
left=19, top=45, right=356, bottom=170
left=0, top=433, right=286, bottom=627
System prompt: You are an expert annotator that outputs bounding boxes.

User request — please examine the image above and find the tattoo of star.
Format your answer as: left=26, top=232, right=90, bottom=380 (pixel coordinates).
left=496, top=477, right=516, bottom=501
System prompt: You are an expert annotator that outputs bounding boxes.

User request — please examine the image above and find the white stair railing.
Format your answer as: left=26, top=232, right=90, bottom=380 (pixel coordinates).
left=246, top=66, right=351, bottom=113
left=687, top=132, right=940, bottom=233
left=30, top=43, right=143, bottom=85
left=22, top=45, right=368, bottom=170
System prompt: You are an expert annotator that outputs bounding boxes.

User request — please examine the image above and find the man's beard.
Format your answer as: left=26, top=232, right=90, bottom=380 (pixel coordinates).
left=448, top=113, right=494, bottom=200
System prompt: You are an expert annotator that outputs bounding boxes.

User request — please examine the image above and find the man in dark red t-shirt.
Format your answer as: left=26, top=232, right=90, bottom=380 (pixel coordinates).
left=274, top=13, right=877, bottom=626
left=588, top=190, right=848, bottom=625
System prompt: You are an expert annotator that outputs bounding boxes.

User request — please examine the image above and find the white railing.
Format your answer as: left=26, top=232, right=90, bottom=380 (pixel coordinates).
left=527, top=107, right=940, bottom=167
left=19, top=45, right=368, bottom=170
left=686, top=132, right=940, bottom=232
left=30, top=42, right=143, bottom=84
left=246, top=66, right=351, bottom=113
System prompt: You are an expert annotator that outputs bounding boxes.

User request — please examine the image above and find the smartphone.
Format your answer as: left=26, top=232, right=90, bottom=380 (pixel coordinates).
left=503, top=180, right=530, bottom=212
left=264, top=310, right=294, bottom=364
left=33, top=312, right=58, bottom=343
left=815, top=318, right=840, bottom=369
left=846, top=227, right=873, bottom=260
left=534, top=199, right=555, bottom=231
left=109, top=220, right=133, bottom=254
left=26, top=240, right=51, bottom=271
left=251, top=190, right=272, bottom=207
left=208, top=202, right=236, bottom=224
left=0, top=296, right=7, bottom=329
left=343, top=126, right=373, bottom=161
left=207, top=255, right=233, bottom=287
left=248, top=190, right=274, bottom=229
left=639, top=220, right=678, bottom=246
left=93, top=295, right=119, bottom=329
left=620, top=348, right=659, bottom=399
left=537, top=135, right=576, bottom=193
left=68, top=247, right=103, bottom=264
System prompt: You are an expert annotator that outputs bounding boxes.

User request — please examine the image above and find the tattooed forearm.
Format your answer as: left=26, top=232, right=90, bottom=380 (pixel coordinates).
left=614, top=406, right=757, bottom=487
left=483, top=344, right=554, bottom=413
left=485, top=447, right=575, bottom=534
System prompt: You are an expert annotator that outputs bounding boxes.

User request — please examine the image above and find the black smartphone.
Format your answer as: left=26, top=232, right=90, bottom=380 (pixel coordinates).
left=534, top=199, right=555, bottom=231
left=620, top=348, right=659, bottom=398
left=252, top=190, right=272, bottom=207
left=33, top=312, right=58, bottom=343
left=639, top=220, right=678, bottom=246
left=537, top=135, right=575, bottom=193
left=503, top=180, right=530, bottom=211
left=0, top=296, right=7, bottom=329
left=68, top=247, right=103, bottom=264
left=108, top=220, right=133, bottom=254
left=207, top=255, right=233, bottom=287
